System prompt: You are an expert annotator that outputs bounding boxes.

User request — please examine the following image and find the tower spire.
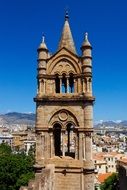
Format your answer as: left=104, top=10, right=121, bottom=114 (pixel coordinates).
left=58, top=12, right=76, bottom=54
left=42, top=34, right=45, bottom=43
left=65, top=10, right=69, bottom=21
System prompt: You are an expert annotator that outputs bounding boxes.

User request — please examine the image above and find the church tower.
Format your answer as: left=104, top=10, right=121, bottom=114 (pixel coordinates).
left=34, top=12, right=95, bottom=190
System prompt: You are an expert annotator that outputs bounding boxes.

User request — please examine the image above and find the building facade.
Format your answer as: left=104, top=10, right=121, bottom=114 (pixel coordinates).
left=20, top=13, right=95, bottom=190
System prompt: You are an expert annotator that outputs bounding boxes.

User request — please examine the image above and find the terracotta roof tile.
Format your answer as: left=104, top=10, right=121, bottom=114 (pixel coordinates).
left=97, top=173, right=112, bottom=183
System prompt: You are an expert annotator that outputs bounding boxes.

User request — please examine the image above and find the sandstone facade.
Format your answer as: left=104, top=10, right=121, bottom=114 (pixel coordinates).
left=20, top=12, right=95, bottom=190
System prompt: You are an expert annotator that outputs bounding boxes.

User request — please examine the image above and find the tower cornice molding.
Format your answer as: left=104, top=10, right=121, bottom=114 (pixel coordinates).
left=34, top=95, right=95, bottom=103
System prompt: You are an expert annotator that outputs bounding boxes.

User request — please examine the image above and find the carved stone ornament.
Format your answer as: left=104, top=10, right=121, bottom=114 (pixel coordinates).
left=59, top=110, right=68, bottom=121
left=85, top=132, right=92, bottom=138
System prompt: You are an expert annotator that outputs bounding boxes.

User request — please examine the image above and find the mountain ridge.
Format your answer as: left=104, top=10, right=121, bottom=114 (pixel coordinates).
left=0, top=112, right=35, bottom=125
left=0, top=112, right=127, bottom=127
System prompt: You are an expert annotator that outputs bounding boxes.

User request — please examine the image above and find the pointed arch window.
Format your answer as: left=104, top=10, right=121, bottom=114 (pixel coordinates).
left=55, top=73, right=75, bottom=94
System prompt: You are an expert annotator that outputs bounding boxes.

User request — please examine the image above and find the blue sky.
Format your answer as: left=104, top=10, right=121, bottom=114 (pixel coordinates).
left=0, top=0, right=127, bottom=121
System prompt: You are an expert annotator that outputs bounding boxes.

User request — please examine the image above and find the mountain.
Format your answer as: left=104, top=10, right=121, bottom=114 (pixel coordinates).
left=94, top=120, right=127, bottom=128
left=0, top=112, right=35, bottom=125
left=0, top=112, right=127, bottom=128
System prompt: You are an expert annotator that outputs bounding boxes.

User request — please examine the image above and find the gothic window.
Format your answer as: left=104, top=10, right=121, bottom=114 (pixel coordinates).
left=65, top=123, right=75, bottom=158
left=62, top=74, right=67, bottom=93
left=55, top=73, right=74, bottom=94
left=53, top=123, right=62, bottom=156
left=69, top=73, right=74, bottom=93
left=55, top=74, right=60, bottom=93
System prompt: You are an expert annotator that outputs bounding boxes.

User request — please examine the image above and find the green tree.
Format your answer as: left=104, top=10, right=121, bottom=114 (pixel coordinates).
left=0, top=143, right=12, bottom=155
left=100, top=173, right=119, bottom=190
left=0, top=143, right=35, bottom=190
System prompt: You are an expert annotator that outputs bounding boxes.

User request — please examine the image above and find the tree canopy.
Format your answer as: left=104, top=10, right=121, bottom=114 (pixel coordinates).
left=0, top=143, right=35, bottom=190
left=100, top=173, right=119, bottom=190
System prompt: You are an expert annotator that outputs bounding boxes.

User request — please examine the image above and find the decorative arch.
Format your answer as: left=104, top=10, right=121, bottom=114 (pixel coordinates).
left=48, top=108, right=79, bottom=128
left=47, top=55, right=81, bottom=75
left=50, top=110, right=79, bottom=158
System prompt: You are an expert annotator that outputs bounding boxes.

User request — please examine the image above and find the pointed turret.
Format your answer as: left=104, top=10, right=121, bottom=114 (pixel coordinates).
left=81, top=33, right=92, bottom=95
left=81, top=32, right=92, bottom=49
left=38, top=35, right=48, bottom=53
left=37, top=35, right=48, bottom=75
left=58, top=11, right=76, bottom=54
left=81, top=32, right=92, bottom=62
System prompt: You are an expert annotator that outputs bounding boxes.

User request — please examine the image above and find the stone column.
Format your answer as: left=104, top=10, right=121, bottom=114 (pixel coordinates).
left=74, top=79, right=76, bottom=93
left=84, top=103, right=93, bottom=129
left=38, top=80, right=41, bottom=95
left=50, top=133, right=53, bottom=158
left=75, top=134, right=78, bottom=159
left=52, top=80, right=55, bottom=94
left=84, top=102, right=93, bottom=161
left=59, top=77, right=62, bottom=93
left=44, top=79, right=46, bottom=93
left=36, top=133, right=45, bottom=161
left=41, top=132, right=45, bottom=159
left=82, top=78, right=85, bottom=93
left=67, top=77, right=69, bottom=93
left=77, top=78, right=81, bottom=93
left=62, top=132, right=65, bottom=156
left=83, top=133, right=85, bottom=160
left=89, top=78, right=92, bottom=94
left=79, top=132, right=83, bottom=161
left=85, top=132, right=92, bottom=161
left=86, top=78, right=89, bottom=92
left=52, top=133, right=55, bottom=156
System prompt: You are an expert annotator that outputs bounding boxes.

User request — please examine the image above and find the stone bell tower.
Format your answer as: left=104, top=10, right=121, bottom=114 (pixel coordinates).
left=34, top=12, right=95, bottom=190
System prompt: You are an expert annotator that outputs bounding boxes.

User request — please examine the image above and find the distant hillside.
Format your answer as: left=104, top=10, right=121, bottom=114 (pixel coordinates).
left=0, top=112, right=127, bottom=128
left=94, top=120, right=127, bottom=128
left=0, top=112, right=35, bottom=125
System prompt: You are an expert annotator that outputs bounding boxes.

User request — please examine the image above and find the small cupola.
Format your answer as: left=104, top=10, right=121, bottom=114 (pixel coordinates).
left=81, top=33, right=92, bottom=58
left=37, top=35, right=48, bottom=60
left=38, top=35, right=48, bottom=51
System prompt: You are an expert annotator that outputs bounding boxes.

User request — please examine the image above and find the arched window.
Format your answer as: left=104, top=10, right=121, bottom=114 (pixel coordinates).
left=53, top=123, right=62, bottom=156
left=55, top=74, right=60, bottom=93
left=65, top=123, right=75, bottom=158
left=55, top=73, right=75, bottom=94
left=69, top=73, right=74, bottom=93
left=62, top=74, right=67, bottom=93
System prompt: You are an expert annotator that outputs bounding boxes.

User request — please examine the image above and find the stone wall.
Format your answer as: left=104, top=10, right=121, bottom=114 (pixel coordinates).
left=55, top=171, right=81, bottom=190
left=20, top=164, right=54, bottom=190
left=20, top=163, right=95, bottom=190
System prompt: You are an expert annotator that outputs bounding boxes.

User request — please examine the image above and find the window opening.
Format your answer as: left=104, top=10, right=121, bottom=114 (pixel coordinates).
left=69, top=74, right=74, bottom=93
left=65, top=123, right=75, bottom=158
left=55, top=75, right=60, bottom=93
left=62, top=74, right=67, bottom=93
left=53, top=123, right=62, bottom=156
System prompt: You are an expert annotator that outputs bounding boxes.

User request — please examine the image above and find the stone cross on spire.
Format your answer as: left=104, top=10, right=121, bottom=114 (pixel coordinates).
left=58, top=11, right=76, bottom=54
